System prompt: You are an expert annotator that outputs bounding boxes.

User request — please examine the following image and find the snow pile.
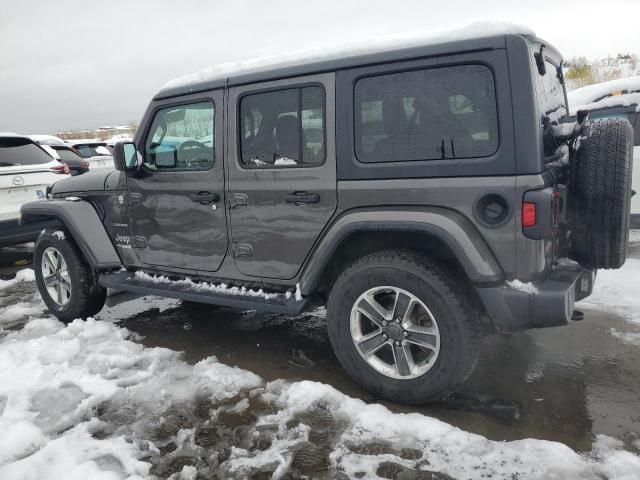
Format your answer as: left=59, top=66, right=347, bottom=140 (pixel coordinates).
left=579, top=258, right=640, bottom=326
left=568, top=75, right=640, bottom=115
left=0, top=269, right=35, bottom=290
left=2, top=269, right=640, bottom=478
left=161, top=21, right=533, bottom=92
left=506, top=279, right=539, bottom=295
left=610, top=328, right=640, bottom=347
left=0, top=317, right=262, bottom=479
left=134, top=270, right=300, bottom=301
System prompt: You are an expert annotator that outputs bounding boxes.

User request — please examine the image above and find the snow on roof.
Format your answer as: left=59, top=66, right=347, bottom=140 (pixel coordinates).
left=160, top=21, right=534, bottom=95
left=28, top=134, right=66, bottom=146
left=0, top=132, right=26, bottom=138
left=568, top=76, right=640, bottom=115
left=64, top=138, right=103, bottom=144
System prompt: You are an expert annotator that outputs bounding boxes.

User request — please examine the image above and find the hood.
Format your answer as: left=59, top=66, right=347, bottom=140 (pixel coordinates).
left=51, top=170, right=125, bottom=194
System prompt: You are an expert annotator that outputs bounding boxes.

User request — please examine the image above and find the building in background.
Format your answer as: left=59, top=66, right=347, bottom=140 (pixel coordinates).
left=56, top=125, right=137, bottom=142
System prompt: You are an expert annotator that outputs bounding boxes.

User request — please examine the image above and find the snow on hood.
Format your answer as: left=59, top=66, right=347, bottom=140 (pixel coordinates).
left=568, top=76, right=640, bottom=115
left=160, top=21, right=534, bottom=93
left=2, top=268, right=640, bottom=478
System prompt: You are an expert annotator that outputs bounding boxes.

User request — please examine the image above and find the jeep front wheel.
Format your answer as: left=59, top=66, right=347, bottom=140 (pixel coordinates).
left=326, top=250, right=480, bottom=404
left=34, top=229, right=107, bottom=323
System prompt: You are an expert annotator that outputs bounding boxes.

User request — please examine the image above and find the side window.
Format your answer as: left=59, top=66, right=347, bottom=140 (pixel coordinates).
left=145, top=101, right=214, bottom=171
left=239, top=85, right=325, bottom=168
left=354, top=64, right=499, bottom=162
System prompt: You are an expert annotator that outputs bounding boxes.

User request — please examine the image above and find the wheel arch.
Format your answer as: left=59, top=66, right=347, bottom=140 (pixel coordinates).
left=21, top=199, right=121, bottom=269
left=299, top=207, right=504, bottom=296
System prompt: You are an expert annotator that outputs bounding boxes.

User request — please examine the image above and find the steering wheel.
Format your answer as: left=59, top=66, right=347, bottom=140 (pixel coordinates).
left=178, top=140, right=210, bottom=167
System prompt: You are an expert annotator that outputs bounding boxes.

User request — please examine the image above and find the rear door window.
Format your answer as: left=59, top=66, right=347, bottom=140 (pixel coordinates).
left=0, top=138, right=54, bottom=166
left=239, top=85, right=326, bottom=168
left=354, top=64, right=499, bottom=162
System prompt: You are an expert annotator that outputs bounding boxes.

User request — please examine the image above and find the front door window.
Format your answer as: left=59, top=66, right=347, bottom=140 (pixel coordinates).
left=145, top=102, right=215, bottom=171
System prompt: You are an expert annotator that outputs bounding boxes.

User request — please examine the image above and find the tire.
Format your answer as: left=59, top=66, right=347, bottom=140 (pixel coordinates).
left=326, top=250, right=480, bottom=404
left=34, top=228, right=107, bottom=323
left=569, top=118, right=634, bottom=269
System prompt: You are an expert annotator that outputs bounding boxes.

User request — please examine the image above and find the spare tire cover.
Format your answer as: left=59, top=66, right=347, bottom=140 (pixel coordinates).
left=569, top=118, right=634, bottom=269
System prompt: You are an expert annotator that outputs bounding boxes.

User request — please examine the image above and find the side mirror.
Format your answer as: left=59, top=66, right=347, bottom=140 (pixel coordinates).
left=113, top=142, right=138, bottom=171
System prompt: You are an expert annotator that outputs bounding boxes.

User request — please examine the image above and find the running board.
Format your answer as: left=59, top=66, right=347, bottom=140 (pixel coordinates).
left=99, top=271, right=308, bottom=315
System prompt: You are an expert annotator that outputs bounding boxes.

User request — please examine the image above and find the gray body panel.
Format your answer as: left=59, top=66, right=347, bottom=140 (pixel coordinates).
left=226, top=73, right=337, bottom=279
left=51, top=170, right=120, bottom=194
left=20, top=199, right=121, bottom=268
left=125, top=90, right=228, bottom=273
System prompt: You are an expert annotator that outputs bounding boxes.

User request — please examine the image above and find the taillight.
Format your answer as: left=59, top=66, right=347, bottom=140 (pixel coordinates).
left=83, top=161, right=90, bottom=169
left=50, top=164, right=70, bottom=174
left=522, top=202, right=537, bottom=227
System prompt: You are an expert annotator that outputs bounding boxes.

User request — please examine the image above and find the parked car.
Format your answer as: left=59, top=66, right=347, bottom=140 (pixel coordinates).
left=40, top=145, right=90, bottom=176
left=65, top=140, right=114, bottom=170
left=1, top=134, right=69, bottom=246
left=66, top=140, right=111, bottom=158
left=567, top=76, right=640, bottom=228
left=22, top=26, right=634, bottom=404
left=28, top=134, right=67, bottom=146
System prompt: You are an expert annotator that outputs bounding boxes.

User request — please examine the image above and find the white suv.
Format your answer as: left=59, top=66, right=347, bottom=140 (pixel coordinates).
left=0, top=134, right=70, bottom=246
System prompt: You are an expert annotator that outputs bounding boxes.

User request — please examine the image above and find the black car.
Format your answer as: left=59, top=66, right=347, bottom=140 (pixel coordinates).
left=30, top=135, right=90, bottom=176
left=39, top=144, right=89, bottom=176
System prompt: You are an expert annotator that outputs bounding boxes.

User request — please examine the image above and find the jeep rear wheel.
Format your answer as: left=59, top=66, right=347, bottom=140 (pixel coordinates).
left=569, top=118, right=634, bottom=269
left=34, top=229, right=107, bottom=323
left=326, top=250, right=480, bottom=404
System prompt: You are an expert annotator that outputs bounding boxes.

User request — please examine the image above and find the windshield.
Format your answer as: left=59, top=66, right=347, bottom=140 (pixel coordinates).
left=0, top=138, right=54, bottom=166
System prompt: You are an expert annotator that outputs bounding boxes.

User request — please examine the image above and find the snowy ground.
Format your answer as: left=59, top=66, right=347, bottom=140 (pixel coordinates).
left=1, top=256, right=640, bottom=479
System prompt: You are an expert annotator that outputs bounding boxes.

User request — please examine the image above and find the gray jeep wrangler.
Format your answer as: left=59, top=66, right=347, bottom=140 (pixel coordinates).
left=21, top=28, right=634, bottom=404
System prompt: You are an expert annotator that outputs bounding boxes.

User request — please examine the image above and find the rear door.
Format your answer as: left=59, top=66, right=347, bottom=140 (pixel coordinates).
left=127, top=91, right=228, bottom=272
left=227, top=73, right=336, bottom=279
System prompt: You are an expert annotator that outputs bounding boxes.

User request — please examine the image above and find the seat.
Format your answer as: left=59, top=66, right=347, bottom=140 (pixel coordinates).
left=275, top=115, right=300, bottom=162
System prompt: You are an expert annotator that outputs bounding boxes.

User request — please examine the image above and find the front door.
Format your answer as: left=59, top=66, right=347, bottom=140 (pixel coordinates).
left=227, top=73, right=337, bottom=279
left=127, top=92, right=227, bottom=272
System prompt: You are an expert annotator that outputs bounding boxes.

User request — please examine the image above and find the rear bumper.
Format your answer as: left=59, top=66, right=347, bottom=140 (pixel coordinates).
left=0, top=217, right=58, bottom=247
left=475, top=263, right=596, bottom=332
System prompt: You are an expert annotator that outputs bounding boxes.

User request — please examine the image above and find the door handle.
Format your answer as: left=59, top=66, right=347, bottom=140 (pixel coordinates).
left=284, top=191, right=320, bottom=205
left=189, top=191, right=220, bottom=205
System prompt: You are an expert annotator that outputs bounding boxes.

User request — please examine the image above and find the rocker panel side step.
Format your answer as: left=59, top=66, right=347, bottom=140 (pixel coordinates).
left=99, top=271, right=308, bottom=315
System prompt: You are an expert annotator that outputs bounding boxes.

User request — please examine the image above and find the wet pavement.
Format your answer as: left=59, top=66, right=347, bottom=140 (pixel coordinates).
left=2, top=243, right=640, bottom=456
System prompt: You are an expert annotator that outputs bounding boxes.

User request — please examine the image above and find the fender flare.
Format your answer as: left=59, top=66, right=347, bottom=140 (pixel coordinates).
left=299, top=207, right=504, bottom=294
left=20, top=199, right=121, bottom=269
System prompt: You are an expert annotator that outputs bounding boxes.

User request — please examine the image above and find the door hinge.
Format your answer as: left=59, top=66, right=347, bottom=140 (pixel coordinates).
left=232, top=242, right=253, bottom=258
left=133, top=236, right=146, bottom=248
left=228, top=193, right=248, bottom=209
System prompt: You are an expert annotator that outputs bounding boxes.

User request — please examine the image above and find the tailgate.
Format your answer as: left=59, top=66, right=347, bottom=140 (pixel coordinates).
left=0, top=169, right=56, bottom=221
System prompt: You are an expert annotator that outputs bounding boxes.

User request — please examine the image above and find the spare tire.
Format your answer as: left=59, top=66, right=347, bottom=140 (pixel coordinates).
left=569, top=118, right=634, bottom=269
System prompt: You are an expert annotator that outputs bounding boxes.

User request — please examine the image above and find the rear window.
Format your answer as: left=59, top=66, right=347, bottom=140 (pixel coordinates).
left=52, top=147, right=82, bottom=162
left=354, top=64, right=499, bottom=162
left=0, top=138, right=54, bottom=166
left=73, top=144, right=111, bottom=158
left=534, top=58, right=568, bottom=124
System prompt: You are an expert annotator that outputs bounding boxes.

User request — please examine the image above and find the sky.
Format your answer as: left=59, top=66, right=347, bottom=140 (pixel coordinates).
left=1, top=0, right=639, bottom=133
